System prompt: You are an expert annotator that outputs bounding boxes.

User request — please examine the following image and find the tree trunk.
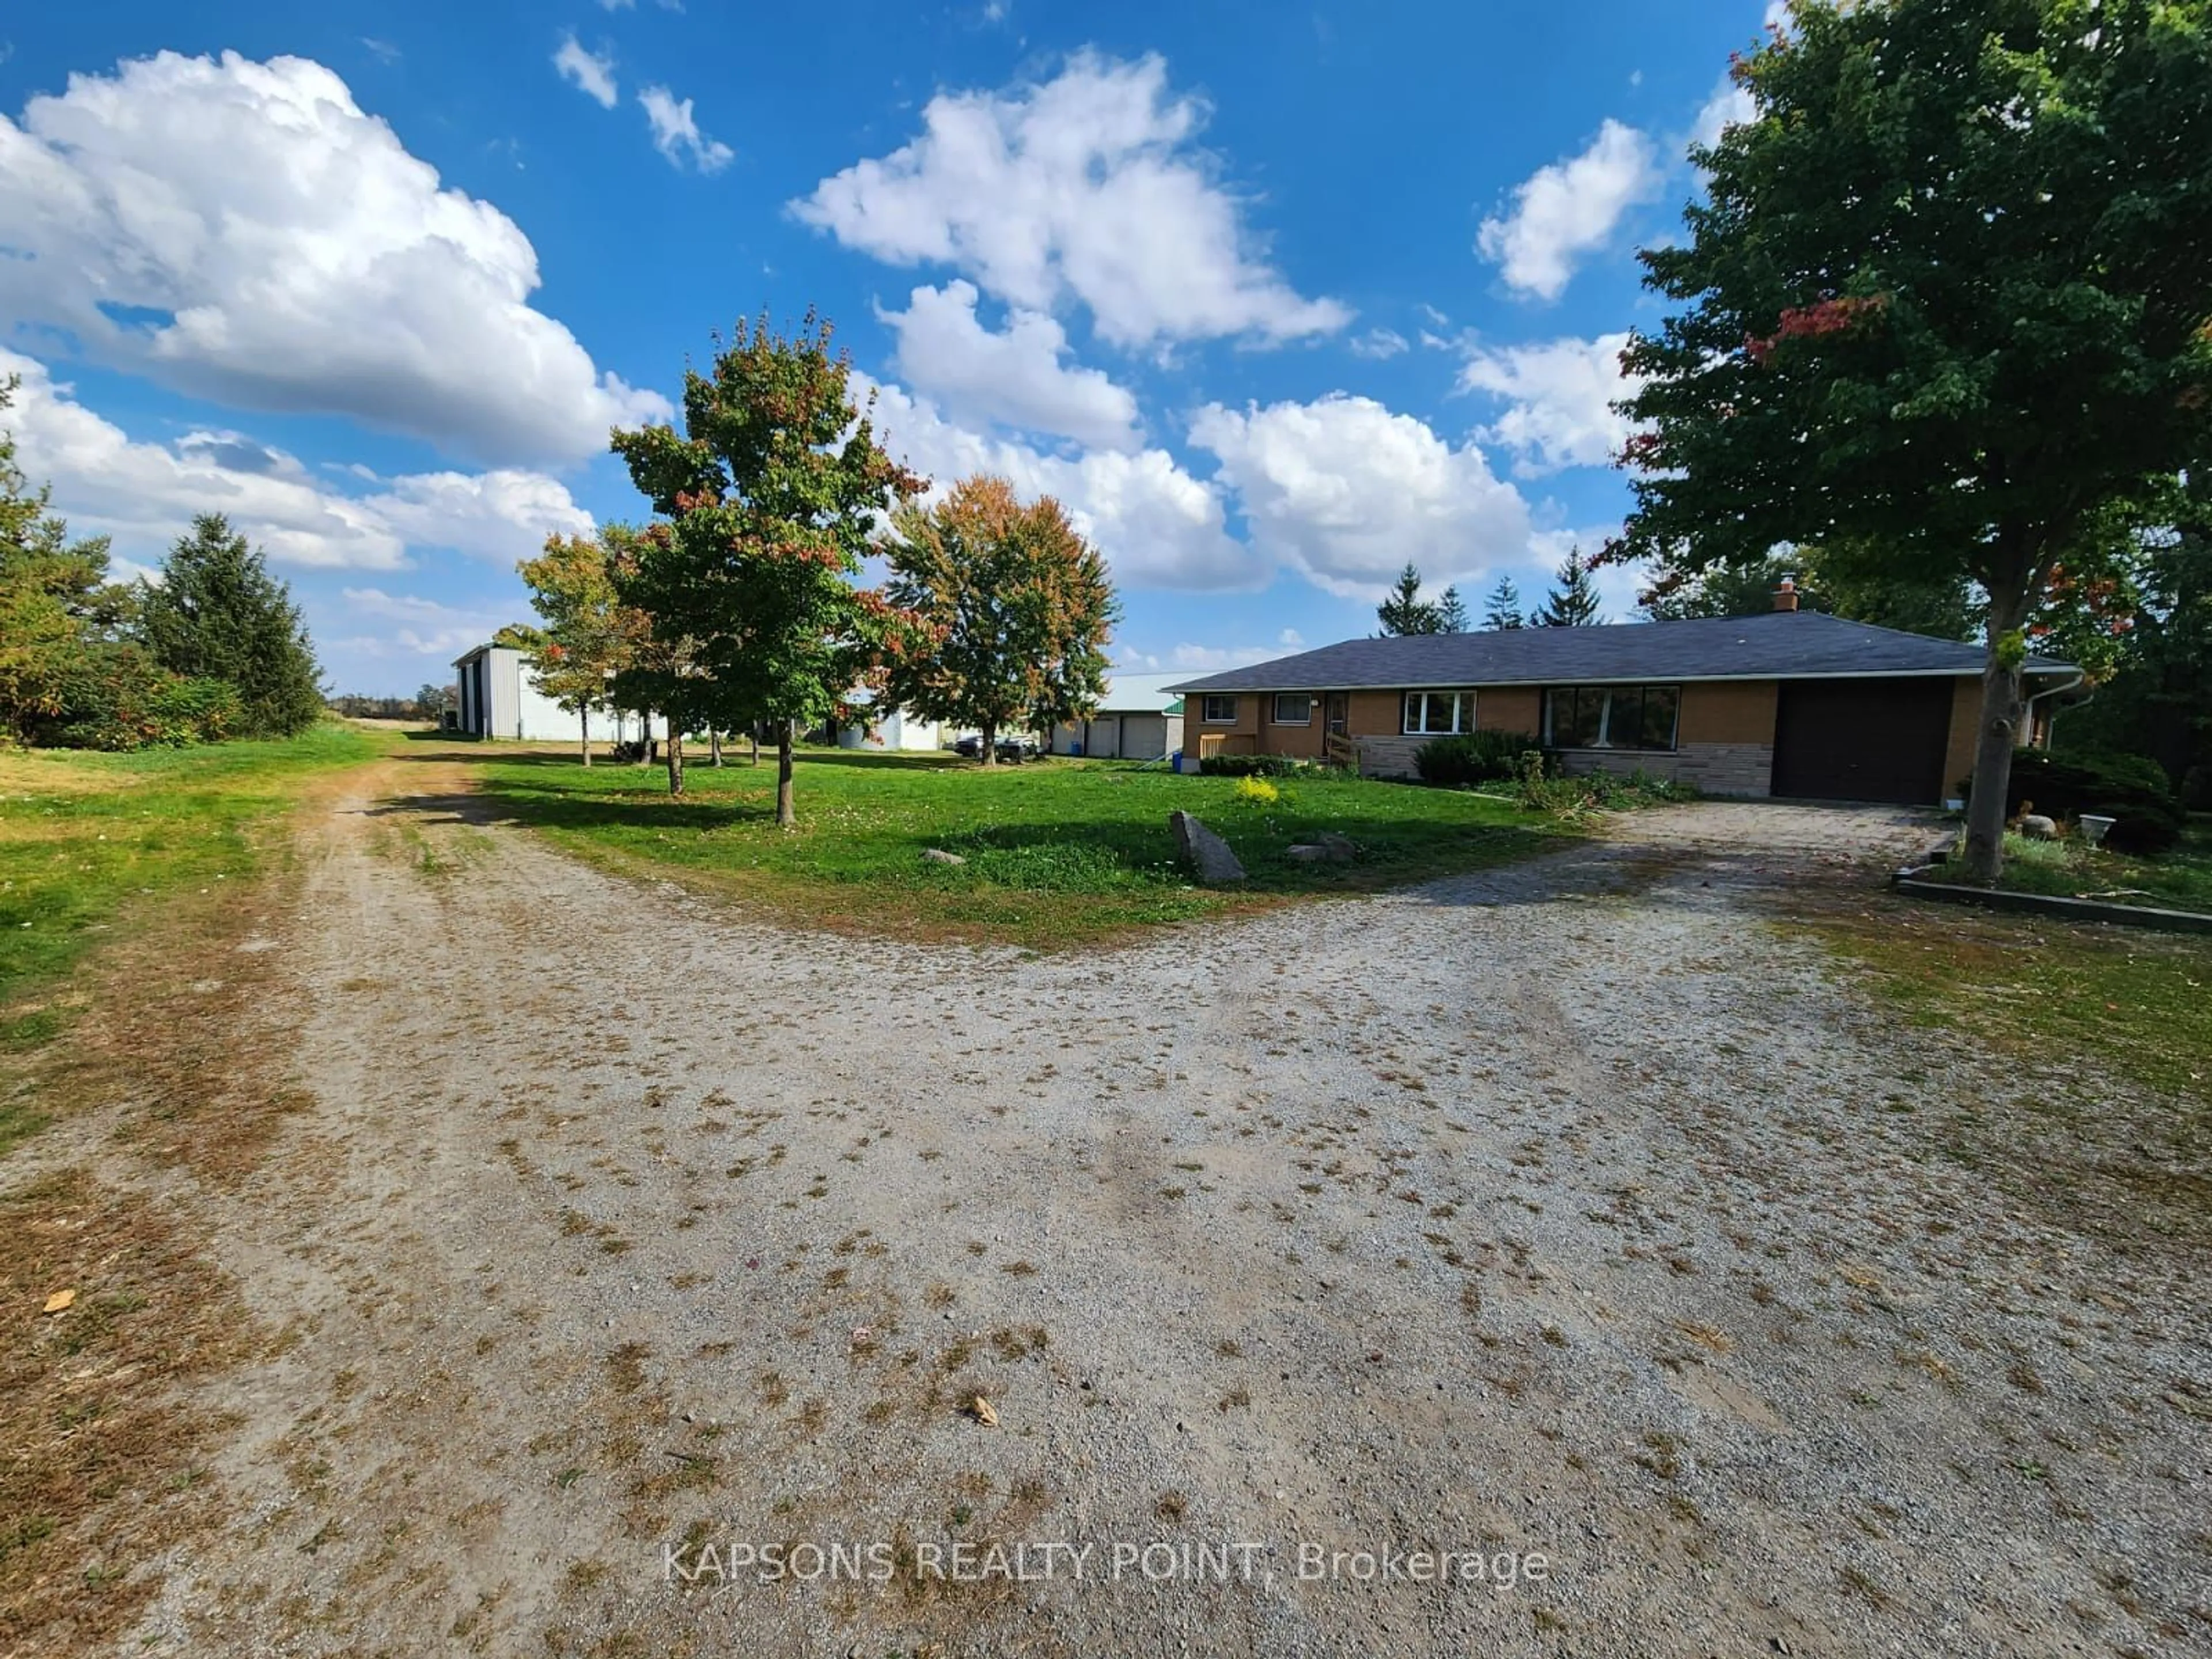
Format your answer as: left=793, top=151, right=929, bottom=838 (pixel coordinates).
left=710, top=728, right=722, bottom=767
left=776, top=725, right=796, bottom=827
left=635, top=710, right=654, bottom=766
left=979, top=718, right=998, bottom=767
left=1957, top=572, right=2035, bottom=884
left=665, top=728, right=685, bottom=798
left=749, top=730, right=760, bottom=766
left=580, top=707, right=591, bottom=767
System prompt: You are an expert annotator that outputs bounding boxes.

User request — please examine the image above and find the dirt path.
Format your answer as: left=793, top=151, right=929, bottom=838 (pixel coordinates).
left=96, top=761, right=2212, bottom=1656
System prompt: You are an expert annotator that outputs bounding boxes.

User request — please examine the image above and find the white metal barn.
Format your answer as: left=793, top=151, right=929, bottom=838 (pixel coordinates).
left=1048, top=671, right=1188, bottom=760
left=451, top=643, right=662, bottom=744
left=836, top=692, right=944, bottom=752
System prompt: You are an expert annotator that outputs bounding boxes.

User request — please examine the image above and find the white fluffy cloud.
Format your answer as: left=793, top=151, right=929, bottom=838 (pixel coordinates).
left=1456, top=332, right=1641, bottom=475
left=793, top=53, right=1348, bottom=348
left=0, top=51, right=667, bottom=464
left=1350, top=327, right=1409, bottom=360
left=327, top=589, right=517, bottom=659
left=1690, top=78, right=1756, bottom=153
left=1, top=349, right=592, bottom=573
left=862, top=377, right=1264, bottom=592
left=1190, top=395, right=1533, bottom=600
left=1476, top=119, right=1662, bottom=301
left=639, top=85, right=732, bottom=173
left=553, top=35, right=618, bottom=109
left=879, top=281, right=1139, bottom=450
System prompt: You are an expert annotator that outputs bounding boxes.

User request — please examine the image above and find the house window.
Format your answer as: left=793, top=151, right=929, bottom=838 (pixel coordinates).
left=1543, top=685, right=1681, bottom=751
left=1402, top=690, right=1476, bottom=736
left=1200, top=694, right=1239, bottom=724
left=1272, top=693, right=1312, bottom=725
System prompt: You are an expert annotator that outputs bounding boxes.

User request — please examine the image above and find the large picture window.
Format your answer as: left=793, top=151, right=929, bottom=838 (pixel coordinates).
left=1402, top=690, right=1476, bottom=736
left=1543, top=685, right=1680, bottom=751
left=1200, top=694, right=1239, bottom=724
left=1272, top=693, right=1313, bottom=725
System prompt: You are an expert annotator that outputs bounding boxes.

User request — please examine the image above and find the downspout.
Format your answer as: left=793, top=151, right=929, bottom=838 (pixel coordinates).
left=2024, top=668, right=2088, bottom=751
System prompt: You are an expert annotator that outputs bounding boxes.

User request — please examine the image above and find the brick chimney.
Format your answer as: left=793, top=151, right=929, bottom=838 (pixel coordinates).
left=1773, top=574, right=1800, bottom=612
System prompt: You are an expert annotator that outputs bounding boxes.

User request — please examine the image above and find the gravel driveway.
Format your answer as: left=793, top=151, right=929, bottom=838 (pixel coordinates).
left=107, top=766, right=2209, bottom=1657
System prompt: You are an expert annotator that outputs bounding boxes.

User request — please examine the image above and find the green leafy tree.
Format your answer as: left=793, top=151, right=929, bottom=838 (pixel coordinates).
left=416, top=681, right=453, bottom=722
left=518, top=531, right=646, bottom=766
left=611, top=314, right=923, bottom=823
left=879, top=475, right=1118, bottom=766
left=605, top=522, right=721, bottom=794
left=0, top=377, right=134, bottom=743
left=2048, top=491, right=2212, bottom=797
left=1612, top=0, right=2212, bottom=880
left=1480, top=575, right=1525, bottom=630
left=1531, top=548, right=1603, bottom=627
left=1376, top=562, right=1444, bottom=635
left=1435, top=586, right=1470, bottom=633
left=138, top=514, right=323, bottom=738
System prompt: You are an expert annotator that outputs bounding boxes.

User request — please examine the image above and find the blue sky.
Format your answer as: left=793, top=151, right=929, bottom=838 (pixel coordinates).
left=0, top=1, right=1775, bottom=694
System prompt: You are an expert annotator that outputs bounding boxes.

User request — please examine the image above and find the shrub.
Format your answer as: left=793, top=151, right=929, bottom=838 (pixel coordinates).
left=1511, top=751, right=1699, bottom=817
left=30, top=645, right=244, bottom=751
left=1199, top=753, right=1304, bottom=778
left=1990, top=747, right=2184, bottom=854
left=1231, top=775, right=1280, bottom=806
left=1413, top=730, right=1536, bottom=787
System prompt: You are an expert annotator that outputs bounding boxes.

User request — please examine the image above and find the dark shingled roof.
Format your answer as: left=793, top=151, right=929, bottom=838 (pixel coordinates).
left=1167, top=612, right=2075, bottom=693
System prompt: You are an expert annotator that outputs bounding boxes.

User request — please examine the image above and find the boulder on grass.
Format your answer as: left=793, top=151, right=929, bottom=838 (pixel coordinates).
left=1169, top=810, right=1247, bottom=884
left=921, top=847, right=967, bottom=866
left=1316, top=832, right=1359, bottom=862
left=1285, top=844, right=1328, bottom=862
left=2018, top=814, right=2059, bottom=841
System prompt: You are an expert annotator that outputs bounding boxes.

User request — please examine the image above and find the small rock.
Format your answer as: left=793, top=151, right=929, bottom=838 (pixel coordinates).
left=921, top=847, right=967, bottom=866
left=2018, top=813, right=2059, bottom=840
left=1316, top=831, right=1358, bottom=862
left=1285, top=844, right=1328, bottom=862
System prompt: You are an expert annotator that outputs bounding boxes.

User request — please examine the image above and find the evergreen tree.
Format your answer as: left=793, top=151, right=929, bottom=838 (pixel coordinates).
left=0, top=378, right=132, bottom=743
left=1531, top=548, right=1603, bottom=627
left=1375, top=563, right=1444, bottom=635
left=138, top=514, right=323, bottom=737
left=1435, top=586, right=1470, bottom=633
left=1480, top=575, right=1525, bottom=630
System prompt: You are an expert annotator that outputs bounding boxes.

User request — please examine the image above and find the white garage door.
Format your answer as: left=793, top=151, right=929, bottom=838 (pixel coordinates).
left=1119, top=714, right=1168, bottom=760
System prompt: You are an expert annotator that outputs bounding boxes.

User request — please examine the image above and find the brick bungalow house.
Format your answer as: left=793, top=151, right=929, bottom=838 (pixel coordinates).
left=1166, top=600, right=2081, bottom=805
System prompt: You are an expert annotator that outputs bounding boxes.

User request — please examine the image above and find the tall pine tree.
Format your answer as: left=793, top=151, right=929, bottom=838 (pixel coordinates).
left=1531, top=548, right=1603, bottom=627
left=138, top=516, right=323, bottom=737
left=1480, top=575, right=1525, bottom=630
left=1375, top=563, right=1445, bottom=635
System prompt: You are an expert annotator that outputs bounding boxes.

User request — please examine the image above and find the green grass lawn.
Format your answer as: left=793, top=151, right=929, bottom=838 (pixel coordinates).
left=1981, top=820, right=2212, bottom=914
left=0, top=722, right=391, bottom=1055
left=468, top=748, right=1563, bottom=948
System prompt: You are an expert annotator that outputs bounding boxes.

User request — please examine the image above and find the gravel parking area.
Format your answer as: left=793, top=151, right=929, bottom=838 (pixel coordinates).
left=79, top=770, right=2212, bottom=1657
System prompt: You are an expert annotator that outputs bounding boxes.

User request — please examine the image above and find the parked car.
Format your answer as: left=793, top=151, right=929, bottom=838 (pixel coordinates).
left=952, top=733, right=1040, bottom=762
